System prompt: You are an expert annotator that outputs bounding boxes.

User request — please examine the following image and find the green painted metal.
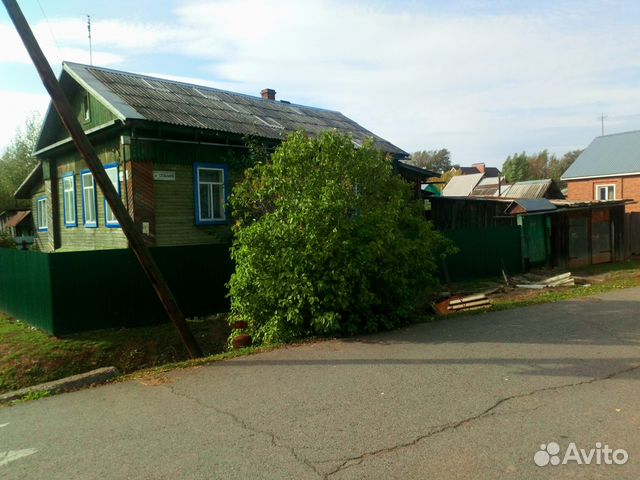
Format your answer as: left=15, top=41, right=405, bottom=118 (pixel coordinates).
left=0, top=244, right=233, bottom=335
left=0, top=249, right=54, bottom=331
left=442, top=226, right=523, bottom=281
left=518, top=215, right=551, bottom=268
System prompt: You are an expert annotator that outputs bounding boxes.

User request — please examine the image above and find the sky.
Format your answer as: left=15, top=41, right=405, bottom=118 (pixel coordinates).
left=2, top=0, right=640, bottom=167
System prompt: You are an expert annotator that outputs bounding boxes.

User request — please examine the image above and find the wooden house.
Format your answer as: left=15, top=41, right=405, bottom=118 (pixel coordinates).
left=15, top=62, right=408, bottom=252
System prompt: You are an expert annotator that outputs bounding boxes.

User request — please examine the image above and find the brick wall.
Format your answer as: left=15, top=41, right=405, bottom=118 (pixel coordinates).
left=566, top=174, right=640, bottom=212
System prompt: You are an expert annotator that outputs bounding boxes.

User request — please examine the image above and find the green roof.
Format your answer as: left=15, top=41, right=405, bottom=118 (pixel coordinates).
left=562, top=130, right=640, bottom=180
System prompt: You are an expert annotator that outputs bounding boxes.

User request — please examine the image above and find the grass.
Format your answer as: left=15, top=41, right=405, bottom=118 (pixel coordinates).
left=3, top=258, right=640, bottom=396
left=0, top=314, right=230, bottom=394
left=449, top=258, right=640, bottom=313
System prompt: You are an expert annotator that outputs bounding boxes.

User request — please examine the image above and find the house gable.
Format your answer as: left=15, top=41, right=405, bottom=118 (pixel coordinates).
left=562, top=130, right=640, bottom=180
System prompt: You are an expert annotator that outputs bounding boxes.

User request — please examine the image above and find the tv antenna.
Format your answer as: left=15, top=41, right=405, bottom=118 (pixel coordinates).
left=598, top=113, right=607, bottom=136
left=87, top=14, right=92, bottom=65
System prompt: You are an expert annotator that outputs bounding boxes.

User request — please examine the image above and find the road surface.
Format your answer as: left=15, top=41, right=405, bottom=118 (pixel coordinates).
left=2, top=287, right=640, bottom=479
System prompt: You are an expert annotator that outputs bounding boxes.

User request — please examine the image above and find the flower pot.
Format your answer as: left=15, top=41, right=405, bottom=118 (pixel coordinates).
left=232, top=334, right=252, bottom=350
left=232, top=320, right=248, bottom=330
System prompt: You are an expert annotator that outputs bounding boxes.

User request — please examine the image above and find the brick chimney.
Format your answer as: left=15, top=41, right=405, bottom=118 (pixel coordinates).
left=260, top=88, right=276, bottom=100
left=472, top=162, right=486, bottom=174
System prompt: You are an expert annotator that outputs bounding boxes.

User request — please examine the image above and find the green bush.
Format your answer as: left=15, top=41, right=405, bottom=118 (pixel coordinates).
left=228, top=131, right=452, bottom=344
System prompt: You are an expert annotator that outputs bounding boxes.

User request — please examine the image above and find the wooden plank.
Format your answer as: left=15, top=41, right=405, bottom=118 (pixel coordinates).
left=542, top=272, right=572, bottom=284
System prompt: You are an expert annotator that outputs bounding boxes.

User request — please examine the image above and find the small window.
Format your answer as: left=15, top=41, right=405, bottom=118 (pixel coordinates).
left=596, top=184, right=615, bottom=201
left=104, top=164, right=120, bottom=227
left=82, top=93, right=90, bottom=122
left=81, top=171, right=97, bottom=227
left=194, top=163, right=228, bottom=225
left=36, top=196, right=48, bottom=231
left=62, top=173, right=77, bottom=227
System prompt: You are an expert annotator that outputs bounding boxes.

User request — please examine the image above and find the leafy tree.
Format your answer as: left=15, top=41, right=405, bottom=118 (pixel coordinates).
left=502, top=148, right=583, bottom=183
left=549, top=149, right=582, bottom=181
left=502, top=152, right=530, bottom=182
left=410, top=149, right=453, bottom=173
left=0, top=113, right=41, bottom=211
left=229, top=131, right=453, bottom=344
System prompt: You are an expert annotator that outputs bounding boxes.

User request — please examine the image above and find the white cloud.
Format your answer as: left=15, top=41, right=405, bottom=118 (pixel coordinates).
left=3, top=0, right=640, bottom=164
left=0, top=91, right=49, bottom=149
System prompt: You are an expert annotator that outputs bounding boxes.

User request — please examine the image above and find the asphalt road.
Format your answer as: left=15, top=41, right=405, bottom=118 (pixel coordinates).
left=2, top=287, right=640, bottom=479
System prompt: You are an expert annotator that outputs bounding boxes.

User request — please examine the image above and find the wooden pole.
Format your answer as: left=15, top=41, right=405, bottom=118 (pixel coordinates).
left=3, top=0, right=203, bottom=358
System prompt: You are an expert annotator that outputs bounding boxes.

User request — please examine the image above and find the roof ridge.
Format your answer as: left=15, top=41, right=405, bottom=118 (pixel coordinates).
left=62, top=61, right=343, bottom=115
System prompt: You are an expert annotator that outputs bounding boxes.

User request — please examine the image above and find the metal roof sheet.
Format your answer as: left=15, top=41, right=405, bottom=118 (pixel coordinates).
left=507, top=199, right=557, bottom=213
left=562, top=130, right=640, bottom=179
left=61, top=62, right=406, bottom=155
left=499, top=179, right=561, bottom=199
left=441, top=173, right=484, bottom=196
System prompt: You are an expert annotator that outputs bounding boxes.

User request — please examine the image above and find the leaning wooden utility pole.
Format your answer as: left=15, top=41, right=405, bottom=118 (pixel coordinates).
left=3, top=0, right=203, bottom=358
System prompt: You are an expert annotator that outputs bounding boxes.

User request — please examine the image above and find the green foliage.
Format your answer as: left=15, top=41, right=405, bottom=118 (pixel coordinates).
left=229, top=130, right=453, bottom=345
left=502, top=152, right=530, bottom=182
left=502, top=149, right=582, bottom=183
left=0, top=230, right=16, bottom=249
left=410, top=148, right=453, bottom=173
left=0, top=113, right=41, bottom=211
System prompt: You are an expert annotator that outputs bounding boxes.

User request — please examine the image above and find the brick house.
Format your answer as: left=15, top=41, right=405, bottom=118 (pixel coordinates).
left=562, top=131, right=640, bottom=213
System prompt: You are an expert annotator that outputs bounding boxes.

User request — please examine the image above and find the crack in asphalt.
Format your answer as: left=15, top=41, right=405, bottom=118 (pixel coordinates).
left=162, top=384, right=323, bottom=479
left=323, top=363, right=640, bottom=478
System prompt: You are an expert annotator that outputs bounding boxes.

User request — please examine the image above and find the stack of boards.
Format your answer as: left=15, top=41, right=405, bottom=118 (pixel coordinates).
left=447, top=294, right=491, bottom=312
left=516, top=272, right=574, bottom=289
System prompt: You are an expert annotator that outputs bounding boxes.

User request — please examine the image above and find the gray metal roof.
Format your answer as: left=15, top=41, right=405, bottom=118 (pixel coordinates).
left=499, top=179, right=564, bottom=199
left=506, top=199, right=557, bottom=213
left=61, top=62, right=406, bottom=155
left=562, top=130, right=640, bottom=179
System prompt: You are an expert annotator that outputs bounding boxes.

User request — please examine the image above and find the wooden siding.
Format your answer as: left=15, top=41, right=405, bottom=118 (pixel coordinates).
left=53, top=138, right=128, bottom=251
left=50, top=90, right=117, bottom=144
left=131, top=138, right=245, bottom=247
left=153, top=162, right=232, bottom=246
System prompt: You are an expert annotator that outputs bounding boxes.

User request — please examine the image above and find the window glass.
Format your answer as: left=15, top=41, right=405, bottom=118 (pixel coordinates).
left=63, top=175, right=76, bottom=226
left=82, top=172, right=96, bottom=225
left=105, top=166, right=120, bottom=226
left=195, top=166, right=226, bottom=224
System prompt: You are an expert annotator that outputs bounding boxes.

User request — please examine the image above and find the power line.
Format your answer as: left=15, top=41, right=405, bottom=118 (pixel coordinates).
left=35, top=0, right=59, bottom=49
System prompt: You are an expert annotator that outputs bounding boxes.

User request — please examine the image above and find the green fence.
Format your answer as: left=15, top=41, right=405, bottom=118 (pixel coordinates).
left=442, top=226, right=523, bottom=281
left=0, top=244, right=233, bottom=335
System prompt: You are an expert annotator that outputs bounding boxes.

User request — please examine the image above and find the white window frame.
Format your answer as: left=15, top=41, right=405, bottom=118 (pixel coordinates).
left=62, top=173, right=77, bottom=227
left=81, top=170, right=97, bottom=227
left=194, top=163, right=228, bottom=225
left=83, top=93, right=91, bottom=122
left=104, top=164, right=121, bottom=227
left=36, top=196, right=48, bottom=231
left=595, top=184, right=616, bottom=201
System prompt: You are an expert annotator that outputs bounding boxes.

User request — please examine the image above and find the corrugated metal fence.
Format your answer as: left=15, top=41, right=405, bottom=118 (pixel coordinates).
left=442, top=226, right=523, bottom=281
left=0, top=244, right=233, bottom=335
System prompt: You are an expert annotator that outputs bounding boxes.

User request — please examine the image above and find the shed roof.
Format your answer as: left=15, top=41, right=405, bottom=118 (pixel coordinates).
left=43, top=62, right=405, bottom=155
left=4, top=210, right=32, bottom=228
left=562, top=130, right=640, bottom=180
left=441, top=173, right=484, bottom=196
left=14, top=164, right=43, bottom=199
left=499, top=179, right=564, bottom=199
left=506, top=199, right=557, bottom=214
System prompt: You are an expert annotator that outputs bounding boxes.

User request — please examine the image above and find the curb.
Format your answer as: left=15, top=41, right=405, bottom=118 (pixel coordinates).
left=0, top=366, right=120, bottom=404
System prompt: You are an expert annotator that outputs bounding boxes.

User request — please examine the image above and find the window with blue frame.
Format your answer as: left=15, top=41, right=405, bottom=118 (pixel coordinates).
left=104, top=164, right=120, bottom=227
left=62, top=173, right=77, bottom=227
left=81, top=171, right=97, bottom=227
left=194, top=163, right=228, bottom=225
left=36, top=196, right=47, bottom=231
